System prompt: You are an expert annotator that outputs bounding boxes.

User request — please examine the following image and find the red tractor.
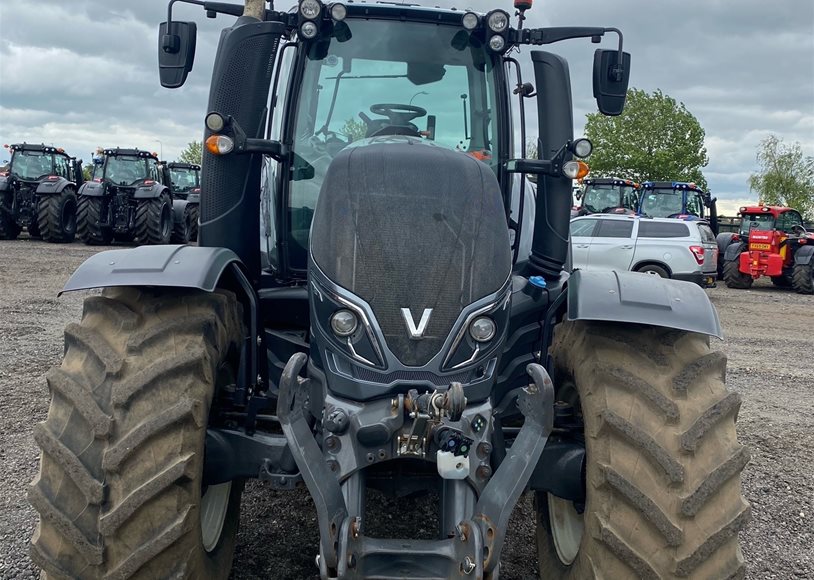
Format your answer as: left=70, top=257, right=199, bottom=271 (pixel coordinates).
left=720, top=204, right=814, bottom=293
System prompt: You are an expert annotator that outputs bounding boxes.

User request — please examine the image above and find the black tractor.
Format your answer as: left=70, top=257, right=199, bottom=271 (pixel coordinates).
left=0, top=143, right=82, bottom=242
left=29, top=2, right=749, bottom=579
left=76, top=148, right=173, bottom=245
left=164, top=161, right=201, bottom=243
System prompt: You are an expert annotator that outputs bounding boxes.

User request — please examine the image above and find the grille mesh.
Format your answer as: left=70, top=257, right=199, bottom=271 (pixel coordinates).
left=352, top=365, right=472, bottom=386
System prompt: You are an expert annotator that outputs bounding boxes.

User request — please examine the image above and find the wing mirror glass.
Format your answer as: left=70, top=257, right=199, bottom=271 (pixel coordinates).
left=592, top=49, right=631, bottom=116
left=158, top=21, right=197, bottom=88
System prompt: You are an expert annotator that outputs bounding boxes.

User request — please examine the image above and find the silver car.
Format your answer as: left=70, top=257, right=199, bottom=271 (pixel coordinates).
left=569, top=215, right=718, bottom=287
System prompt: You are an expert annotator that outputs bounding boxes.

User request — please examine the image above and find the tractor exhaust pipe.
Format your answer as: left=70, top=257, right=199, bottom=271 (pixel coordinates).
left=528, top=51, right=574, bottom=280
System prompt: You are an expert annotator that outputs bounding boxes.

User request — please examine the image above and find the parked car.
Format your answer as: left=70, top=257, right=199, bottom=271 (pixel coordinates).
left=569, top=214, right=718, bottom=287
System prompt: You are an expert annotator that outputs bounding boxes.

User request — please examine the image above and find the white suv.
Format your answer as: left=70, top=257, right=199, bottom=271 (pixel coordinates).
left=569, top=215, right=719, bottom=287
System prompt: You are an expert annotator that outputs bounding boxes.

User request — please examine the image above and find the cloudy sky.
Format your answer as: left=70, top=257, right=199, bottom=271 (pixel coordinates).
left=1, top=0, right=812, bottom=215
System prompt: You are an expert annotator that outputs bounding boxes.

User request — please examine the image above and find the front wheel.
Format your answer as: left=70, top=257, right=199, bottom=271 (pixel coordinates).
left=135, top=192, right=172, bottom=245
left=29, top=288, right=245, bottom=579
left=792, top=263, right=813, bottom=294
left=38, top=189, right=77, bottom=243
left=536, top=321, right=750, bottom=579
left=0, top=209, right=21, bottom=240
left=723, top=260, right=752, bottom=289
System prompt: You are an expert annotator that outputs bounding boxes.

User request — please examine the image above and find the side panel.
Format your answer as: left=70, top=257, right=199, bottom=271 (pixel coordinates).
left=61, top=245, right=242, bottom=293
left=528, top=51, right=573, bottom=279
left=199, top=17, right=285, bottom=280
left=567, top=269, right=723, bottom=338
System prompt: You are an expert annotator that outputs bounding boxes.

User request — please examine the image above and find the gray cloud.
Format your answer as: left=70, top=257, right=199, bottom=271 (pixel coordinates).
left=1, top=0, right=812, bottom=211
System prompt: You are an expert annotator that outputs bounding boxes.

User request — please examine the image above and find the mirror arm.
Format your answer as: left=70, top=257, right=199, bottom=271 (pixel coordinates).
left=513, top=26, right=626, bottom=79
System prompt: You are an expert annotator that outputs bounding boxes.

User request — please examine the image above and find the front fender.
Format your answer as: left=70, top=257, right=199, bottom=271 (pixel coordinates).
left=35, top=177, right=71, bottom=195
left=61, top=245, right=243, bottom=294
left=567, top=269, right=722, bottom=338
left=133, top=184, right=167, bottom=199
left=724, top=242, right=746, bottom=262
left=794, top=245, right=814, bottom=266
left=78, top=181, right=106, bottom=197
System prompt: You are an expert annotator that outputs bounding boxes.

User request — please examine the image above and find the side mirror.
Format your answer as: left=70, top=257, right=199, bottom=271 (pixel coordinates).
left=158, top=21, right=197, bottom=88
left=593, top=49, right=631, bottom=116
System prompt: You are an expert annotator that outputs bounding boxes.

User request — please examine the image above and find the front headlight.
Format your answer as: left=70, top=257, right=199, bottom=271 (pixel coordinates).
left=330, top=309, right=358, bottom=337
left=469, top=316, right=496, bottom=342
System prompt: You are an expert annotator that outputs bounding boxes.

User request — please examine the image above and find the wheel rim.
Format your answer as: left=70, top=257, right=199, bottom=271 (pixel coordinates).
left=200, top=481, right=231, bottom=552
left=547, top=493, right=584, bottom=565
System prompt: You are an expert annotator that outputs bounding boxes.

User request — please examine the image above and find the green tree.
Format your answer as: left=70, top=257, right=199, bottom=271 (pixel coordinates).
left=340, top=118, right=367, bottom=142
left=178, top=140, right=203, bottom=165
left=748, top=135, right=814, bottom=220
left=584, top=88, right=709, bottom=189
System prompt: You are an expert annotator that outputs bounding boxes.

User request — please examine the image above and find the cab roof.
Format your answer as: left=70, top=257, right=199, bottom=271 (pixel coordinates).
left=342, top=2, right=471, bottom=24
left=739, top=205, right=794, bottom=218
left=9, top=143, right=72, bottom=158
left=642, top=181, right=705, bottom=193
left=102, top=148, right=159, bottom=160
left=583, top=177, right=640, bottom=187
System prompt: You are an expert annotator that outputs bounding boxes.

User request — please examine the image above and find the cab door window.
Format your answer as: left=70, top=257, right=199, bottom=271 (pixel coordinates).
left=686, top=192, right=702, bottom=217
left=53, top=155, right=70, bottom=178
left=777, top=211, right=803, bottom=232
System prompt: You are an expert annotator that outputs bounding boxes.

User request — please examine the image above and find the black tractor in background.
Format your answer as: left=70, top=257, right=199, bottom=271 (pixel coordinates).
left=0, top=143, right=82, bottom=242
left=77, top=148, right=173, bottom=245
left=29, top=1, right=750, bottom=579
left=164, top=161, right=201, bottom=243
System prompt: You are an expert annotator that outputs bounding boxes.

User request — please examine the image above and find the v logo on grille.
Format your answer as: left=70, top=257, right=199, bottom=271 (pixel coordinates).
left=401, top=308, right=433, bottom=339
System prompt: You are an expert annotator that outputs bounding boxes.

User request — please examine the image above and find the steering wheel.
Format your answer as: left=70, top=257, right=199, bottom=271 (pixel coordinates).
left=369, top=103, right=427, bottom=125
left=791, top=224, right=807, bottom=237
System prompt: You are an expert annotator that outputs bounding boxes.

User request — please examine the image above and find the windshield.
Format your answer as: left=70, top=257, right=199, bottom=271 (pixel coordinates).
left=640, top=189, right=683, bottom=218
left=170, top=167, right=199, bottom=192
left=102, top=156, right=148, bottom=186
left=10, top=150, right=53, bottom=181
left=740, top=213, right=775, bottom=235
left=286, top=18, right=499, bottom=269
left=582, top=185, right=629, bottom=213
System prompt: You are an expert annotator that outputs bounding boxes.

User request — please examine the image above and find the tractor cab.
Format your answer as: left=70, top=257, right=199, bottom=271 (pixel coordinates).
left=91, top=149, right=163, bottom=187
left=576, top=177, right=639, bottom=215
left=639, top=180, right=719, bottom=234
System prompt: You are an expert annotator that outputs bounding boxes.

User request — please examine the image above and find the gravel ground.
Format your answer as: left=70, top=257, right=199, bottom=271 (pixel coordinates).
left=0, top=237, right=812, bottom=579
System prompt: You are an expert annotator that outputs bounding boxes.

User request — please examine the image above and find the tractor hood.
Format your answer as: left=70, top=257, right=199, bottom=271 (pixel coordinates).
left=309, top=137, right=511, bottom=374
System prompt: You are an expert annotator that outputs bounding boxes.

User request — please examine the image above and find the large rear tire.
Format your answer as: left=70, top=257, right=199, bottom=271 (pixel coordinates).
left=77, top=196, right=113, bottom=245
left=29, top=288, right=245, bottom=579
left=0, top=210, right=21, bottom=240
left=135, top=192, right=172, bottom=245
left=38, top=189, right=77, bottom=243
left=170, top=204, right=193, bottom=244
left=792, top=263, right=813, bottom=294
left=189, top=204, right=199, bottom=243
left=536, top=321, right=750, bottom=579
left=723, top=260, right=752, bottom=289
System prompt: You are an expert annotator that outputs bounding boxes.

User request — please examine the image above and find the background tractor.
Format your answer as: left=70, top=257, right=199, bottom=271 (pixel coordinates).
left=639, top=180, right=720, bottom=234
left=164, top=161, right=201, bottom=243
left=574, top=176, right=639, bottom=215
left=0, top=143, right=82, bottom=242
left=28, top=1, right=749, bottom=579
left=720, top=204, right=814, bottom=293
left=77, top=148, right=173, bottom=245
